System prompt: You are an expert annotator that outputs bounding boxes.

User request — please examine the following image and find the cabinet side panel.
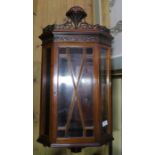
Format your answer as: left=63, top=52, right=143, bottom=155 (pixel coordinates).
left=40, top=47, right=51, bottom=136
left=106, top=48, right=112, bottom=134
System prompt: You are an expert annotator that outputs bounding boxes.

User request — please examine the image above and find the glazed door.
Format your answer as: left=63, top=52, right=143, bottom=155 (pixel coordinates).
left=55, top=47, right=97, bottom=141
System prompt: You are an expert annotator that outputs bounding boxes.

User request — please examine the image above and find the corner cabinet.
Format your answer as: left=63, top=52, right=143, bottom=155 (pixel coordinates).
left=37, top=6, right=113, bottom=152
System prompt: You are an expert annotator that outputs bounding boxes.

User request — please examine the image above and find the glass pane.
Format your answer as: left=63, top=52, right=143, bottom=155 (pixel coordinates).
left=68, top=104, right=83, bottom=137
left=86, top=130, right=93, bottom=137
left=67, top=48, right=84, bottom=137
left=57, top=48, right=73, bottom=127
left=57, top=130, right=65, bottom=137
left=100, top=48, right=108, bottom=132
left=57, top=47, right=94, bottom=138
left=78, top=48, right=93, bottom=127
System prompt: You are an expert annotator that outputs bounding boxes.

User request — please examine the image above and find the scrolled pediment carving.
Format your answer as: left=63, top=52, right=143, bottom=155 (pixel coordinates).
left=42, top=22, right=110, bottom=33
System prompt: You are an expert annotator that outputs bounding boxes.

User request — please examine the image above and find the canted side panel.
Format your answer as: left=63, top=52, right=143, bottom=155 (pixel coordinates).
left=99, top=46, right=113, bottom=144
left=38, top=47, right=52, bottom=146
left=93, top=45, right=101, bottom=141
left=100, top=48, right=108, bottom=134
left=106, top=48, right=112, bottom=135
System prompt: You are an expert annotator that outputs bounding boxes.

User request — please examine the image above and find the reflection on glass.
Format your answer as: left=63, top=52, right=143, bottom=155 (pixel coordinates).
left=78, top=48, right=93, bottom=127
left=58, top=48, right=72, bottom=127
left=57, top=48, right=94, bottom=137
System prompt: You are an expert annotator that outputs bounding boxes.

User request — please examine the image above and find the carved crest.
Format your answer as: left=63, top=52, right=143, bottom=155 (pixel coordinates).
left=66, top=6, right=87, bottom=28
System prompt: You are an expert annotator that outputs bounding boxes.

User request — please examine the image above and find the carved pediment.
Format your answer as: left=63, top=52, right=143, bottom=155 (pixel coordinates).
left=40, top=6, right=113, bottom=44
left=42, top=22, right=110, bottom=33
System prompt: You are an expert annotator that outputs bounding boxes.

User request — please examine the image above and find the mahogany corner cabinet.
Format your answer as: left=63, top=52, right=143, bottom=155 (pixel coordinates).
left=37, top=6, right=113, bottom=153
